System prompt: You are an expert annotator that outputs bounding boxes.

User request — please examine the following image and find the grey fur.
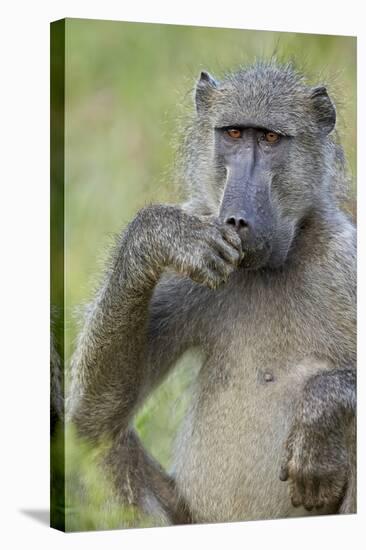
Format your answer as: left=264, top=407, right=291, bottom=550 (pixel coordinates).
left=51, top=330, right=63, bottom=434
left=69, top=61, right=356, bottom=524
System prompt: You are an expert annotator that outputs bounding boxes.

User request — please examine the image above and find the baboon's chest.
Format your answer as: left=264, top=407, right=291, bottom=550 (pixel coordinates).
left=172, top=277, right=336, bottom=521
left=198, top=278, right=311, bottom=383
left=174, top=354, right=330, bottom=523
left=176, top=314, right=328, bottom=521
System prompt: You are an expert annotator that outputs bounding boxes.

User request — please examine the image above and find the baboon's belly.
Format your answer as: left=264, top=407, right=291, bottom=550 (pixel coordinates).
left=172, top=356, right=332, bottom=523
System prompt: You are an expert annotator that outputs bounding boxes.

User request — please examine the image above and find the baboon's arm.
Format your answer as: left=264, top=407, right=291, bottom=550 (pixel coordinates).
left=69, top=204, right=241, bottom=521
left=70, top=205, right=241, bottom=438
left=280, top=367, right=356, bottom=513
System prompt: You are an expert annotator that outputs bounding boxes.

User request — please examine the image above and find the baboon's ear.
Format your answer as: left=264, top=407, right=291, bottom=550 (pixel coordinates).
left=195, top=71, right=218, bottom=114
left=310, top=86, right=336, bottom=135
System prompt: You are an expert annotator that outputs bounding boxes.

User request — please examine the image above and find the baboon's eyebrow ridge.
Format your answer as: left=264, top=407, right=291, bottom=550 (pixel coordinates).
left=215, top=124, right=289, bottom=137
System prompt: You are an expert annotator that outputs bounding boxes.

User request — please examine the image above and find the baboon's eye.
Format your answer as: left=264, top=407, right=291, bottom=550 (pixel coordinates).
left=226, top=128, right=242, bottom=139
left=264, top=131, right=280, bottom=143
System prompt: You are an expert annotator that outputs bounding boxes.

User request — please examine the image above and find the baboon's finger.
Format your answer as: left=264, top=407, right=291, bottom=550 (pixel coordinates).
left=290, top=476, right=306, bottom=508
left=206, top=254, right=232, bottom=280
left=279, top=463, right=289, bottom=482
left=220, top=226, right=244, bottom=255
left=318, top=476, right=347, bottom=508
left=212, top=237, right=242, bottom=265
left=279, top=436, right=293, bottom=481
left=189, top=254, right=231, bottom=289
left=304, top=478, right=319, bottom=510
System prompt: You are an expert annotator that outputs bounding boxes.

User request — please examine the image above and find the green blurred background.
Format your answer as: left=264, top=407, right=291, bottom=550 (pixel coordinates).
left=62, top=18, right=356, bottom=530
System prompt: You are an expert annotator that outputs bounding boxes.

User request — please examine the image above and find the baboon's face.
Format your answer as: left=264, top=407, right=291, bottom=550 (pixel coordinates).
left=214, top=125, right=294, bottom=269
left=194, top=66, right=336, bottom=270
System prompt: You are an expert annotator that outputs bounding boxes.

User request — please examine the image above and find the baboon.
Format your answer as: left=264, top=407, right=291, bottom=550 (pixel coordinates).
left=69, top=62, right=356, bottom=525
left=51, top=332, right=63, bottom=435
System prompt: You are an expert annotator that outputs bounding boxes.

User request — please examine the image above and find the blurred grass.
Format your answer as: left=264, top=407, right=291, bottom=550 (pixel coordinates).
left=64, top=424, right=157, bottom=532
left=62, top=18, right=356, bottom=530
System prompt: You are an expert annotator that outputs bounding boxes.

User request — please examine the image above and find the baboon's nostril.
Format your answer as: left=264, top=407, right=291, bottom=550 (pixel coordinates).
left=225, top=216, right=249, bottom=232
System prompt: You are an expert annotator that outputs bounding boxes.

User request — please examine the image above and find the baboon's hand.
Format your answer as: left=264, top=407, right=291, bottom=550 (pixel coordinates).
left=279, top=415, right=349, bottom=511
left=133, top=205, right=243, bottom=289
left=167, top=211, right=244, bottom=289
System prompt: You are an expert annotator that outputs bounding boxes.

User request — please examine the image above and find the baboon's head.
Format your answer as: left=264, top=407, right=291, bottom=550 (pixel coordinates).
left=186, top=63, right=338, bottom=269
